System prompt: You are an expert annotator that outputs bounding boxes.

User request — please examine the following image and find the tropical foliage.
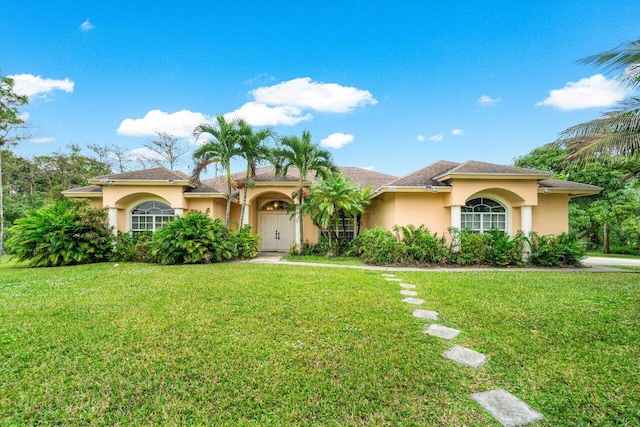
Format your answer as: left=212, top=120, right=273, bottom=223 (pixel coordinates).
left=273, top=130, right=336, bottom=252
left=147, top=211, right=260, bottom=265
left=302, top=173, right=370, bottom=253
left=235, top=120, right=273, bottom=228
left=514, top=144, right=640, bottom=254
left=192, top=116, right=242, bottom=227
left=558, top=39, right=640, bottom=167
left=5, top=199, right=114, bottom=267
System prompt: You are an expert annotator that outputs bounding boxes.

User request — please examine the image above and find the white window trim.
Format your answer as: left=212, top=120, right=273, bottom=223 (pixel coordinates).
left=460, top=193, right=511, bottom=235
left=126, top=198, right=175, bottom=233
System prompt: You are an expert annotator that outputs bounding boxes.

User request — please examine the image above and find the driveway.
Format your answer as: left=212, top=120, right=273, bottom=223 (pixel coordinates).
left=582, top=256, right=640, bottom=268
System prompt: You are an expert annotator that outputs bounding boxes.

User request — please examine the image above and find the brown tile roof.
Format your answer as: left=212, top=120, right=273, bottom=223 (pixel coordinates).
left=388, top=160, right=460, bottom=187
left=92, top=167, right=192, bottom=182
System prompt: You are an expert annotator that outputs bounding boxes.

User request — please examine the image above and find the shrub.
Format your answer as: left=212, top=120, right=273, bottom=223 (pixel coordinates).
left=233, top=225, right=261, bottom=259
left=352, top=227, right=402, bottom=265
left=394, top=224, right=448, bottom=264
left=5, top=199, right=114, bottom=267
left=528, top=232, right=586, bottom=267
left=448, top=228, right=525, bottom=266
left=148, top=211, right=236, bottom=265
left=111, top=231, right=152, bottom=262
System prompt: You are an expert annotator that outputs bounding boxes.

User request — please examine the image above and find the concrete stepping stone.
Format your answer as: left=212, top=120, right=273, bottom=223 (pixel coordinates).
left=470, top=389, right=543, bottom=426
left=443, top=345, right=487, bottom=368
left=385, top=278, right=401, bottom=282
left=399, top=283, right=416, bottom=289
left=424, top=324, right=460, bottom=340
left=402, top=297, right=425, bottom=305
left=381, top=274, right=396, bottom=277
left=400, top=289, right=418, bottom=296
left=412, top=309, right=438, bottom=321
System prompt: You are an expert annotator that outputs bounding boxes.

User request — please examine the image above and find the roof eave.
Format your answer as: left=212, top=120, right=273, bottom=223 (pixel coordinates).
left=435, top=173, right=551, bottom=181
left=88, top=179, right=196, bottom=188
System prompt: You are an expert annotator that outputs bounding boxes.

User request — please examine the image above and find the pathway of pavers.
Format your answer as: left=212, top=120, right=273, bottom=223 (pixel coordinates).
left=387, top=273, right=543, bottom=426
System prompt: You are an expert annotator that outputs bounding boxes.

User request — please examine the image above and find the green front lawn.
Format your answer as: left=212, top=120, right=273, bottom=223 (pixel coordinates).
left=1, top=262, right=638, bottom=425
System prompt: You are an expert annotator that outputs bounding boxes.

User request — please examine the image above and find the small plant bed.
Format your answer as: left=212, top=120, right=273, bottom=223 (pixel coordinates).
left=0, top=263, right=638, bottom=425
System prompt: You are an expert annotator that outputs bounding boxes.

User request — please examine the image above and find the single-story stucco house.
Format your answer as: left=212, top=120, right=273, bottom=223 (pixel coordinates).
left=63, top=160, right=601, bottom=251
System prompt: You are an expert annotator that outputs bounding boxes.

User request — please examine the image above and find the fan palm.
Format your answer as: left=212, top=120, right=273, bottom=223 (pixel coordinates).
left=273, top=130, right=336, bottom=252
left=192, top=115, right=241, bottom=227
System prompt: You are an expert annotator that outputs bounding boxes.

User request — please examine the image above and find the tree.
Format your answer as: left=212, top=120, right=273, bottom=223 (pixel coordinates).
left=514, top=144, right=640, bottom=254
left=192, top=115, right=241, bottom=227
left=273, top=130, right=336, bottom=252
left=0, top=75, right=28, bottom=256
left=303, top=173, right=369, bottom=252
left=144, top=132, right=189, bottom=171
left=235, top=120, right=273, bottom=229
left=558, top=39, right=640, bottom=168
left=87, top=143, right=133, bottom=173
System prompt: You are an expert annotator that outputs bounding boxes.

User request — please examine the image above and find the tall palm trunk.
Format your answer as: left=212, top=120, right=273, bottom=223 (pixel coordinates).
left=239, top=166, right=250, bottom=229
left=298, top=178, right=304, bottom=254
left=224, top=165, right=232, bottom=227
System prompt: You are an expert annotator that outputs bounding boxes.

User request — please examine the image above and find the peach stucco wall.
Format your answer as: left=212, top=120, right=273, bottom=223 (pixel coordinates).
left=532, top=193, right=569, bottom=235
left=443, top=178, right=539, bottom=207
left=368, top=192, right=451, bottom=236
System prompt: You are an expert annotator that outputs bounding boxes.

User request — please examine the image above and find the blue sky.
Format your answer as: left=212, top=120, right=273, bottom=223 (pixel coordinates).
left=2, top=1, right=639, bottom=177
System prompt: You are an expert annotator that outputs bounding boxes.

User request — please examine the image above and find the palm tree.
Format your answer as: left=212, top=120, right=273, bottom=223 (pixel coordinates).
left=303, top=173, right=369, bottom=252
left=236, top=120, right=273, bottom=229
left=558, top=39, right=640, bottom=166
left=273, top=130, right=336, bottom=252
left=192, top=115, right=241, bottom=227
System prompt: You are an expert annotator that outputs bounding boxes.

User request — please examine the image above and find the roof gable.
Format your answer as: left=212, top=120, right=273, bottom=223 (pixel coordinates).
left=388, top=160, right=460, bottom=187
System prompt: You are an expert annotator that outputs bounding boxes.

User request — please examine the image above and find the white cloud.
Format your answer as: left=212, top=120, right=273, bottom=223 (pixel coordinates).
left=251, top=77, right=377, bottom=113
left=127, top=147, right=165, bottom=161
left=430, top=134, right=444, bottom=142
left=416, top=134, right=425, bottom=142
left=536, top=74, right=631, bottom=111
left=452, top=129, right=464, bottom=136
left=9, top=74, right=74, bottom=98
left=18, top=112, right=30, bottom=121
left=224, top=102, right=311, bottom=126
left=478, top=95, right=501, bottom=106
left=80, top=19, right=94, bottom=31
left=361, top=165, right=375, bottom=171
left=31, top=137, right=55, bottom=144
left=117, top=109, right=209, bottom=138
left=320, top=133, right=354, bottom=149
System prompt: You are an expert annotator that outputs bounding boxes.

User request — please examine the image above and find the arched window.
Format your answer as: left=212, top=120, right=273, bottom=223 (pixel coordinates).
left=461, top=197, right=506, bottom=233
left=131, top=201, right=175, bottom=233
left=261, top=200, right=290, bottom=211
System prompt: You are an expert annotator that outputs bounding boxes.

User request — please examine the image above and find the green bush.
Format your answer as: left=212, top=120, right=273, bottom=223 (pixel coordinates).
left=394, top=224, right=448, bottom=264
left=148, top=211, right=237, bottom=265
left=352, top=227, right=403, bottom=265
left=111, top=231, right=152, bottom=262
left=233, top=225, right=261, bottom=259
left=528, top=232, right=586, bottom=267
left=447, top=228, right=525, bottom=266
left=5, top=199, right=114, bottom=267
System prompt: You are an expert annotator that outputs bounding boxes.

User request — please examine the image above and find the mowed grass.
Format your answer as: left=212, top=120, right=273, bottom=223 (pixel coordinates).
left=0, top=262, right=638, bottom=425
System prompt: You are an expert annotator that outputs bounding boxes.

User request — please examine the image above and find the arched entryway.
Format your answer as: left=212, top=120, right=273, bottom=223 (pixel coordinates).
left=258, top=199, right=296, bottom=251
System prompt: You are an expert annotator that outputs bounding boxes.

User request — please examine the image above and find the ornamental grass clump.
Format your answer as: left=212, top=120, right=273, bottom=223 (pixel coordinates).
left=5, top=199, right=114, bottom=267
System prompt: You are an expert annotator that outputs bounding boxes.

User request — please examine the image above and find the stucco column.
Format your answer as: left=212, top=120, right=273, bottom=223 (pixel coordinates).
left=174, top=208, right=184, bottom=217
left=520, top=205, right=533, bottom=260
left=242, top=204, right=250, bottom=228
left=108, top=207, right=118, bottom=236
left=450, top=205, right=462, bottom=252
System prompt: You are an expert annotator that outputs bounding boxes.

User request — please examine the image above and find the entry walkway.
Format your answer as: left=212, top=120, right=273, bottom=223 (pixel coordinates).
left=249, top=253, right=637, bottom=272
